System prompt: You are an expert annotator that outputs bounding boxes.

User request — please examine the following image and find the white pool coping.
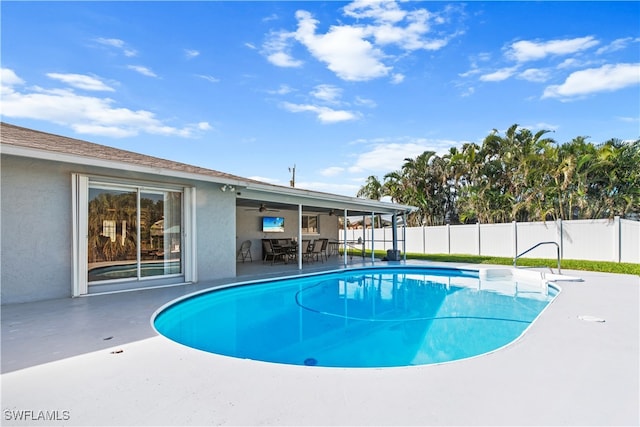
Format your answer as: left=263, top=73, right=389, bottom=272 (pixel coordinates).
left=1, top=263, right=638, bottom=426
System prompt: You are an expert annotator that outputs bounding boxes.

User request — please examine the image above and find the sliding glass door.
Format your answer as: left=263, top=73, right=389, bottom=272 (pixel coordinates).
left=87, top=183, right=182, bottom=285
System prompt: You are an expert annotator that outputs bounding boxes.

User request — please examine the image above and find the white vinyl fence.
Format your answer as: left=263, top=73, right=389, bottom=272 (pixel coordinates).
left=345, top=217, right=639, bottom=263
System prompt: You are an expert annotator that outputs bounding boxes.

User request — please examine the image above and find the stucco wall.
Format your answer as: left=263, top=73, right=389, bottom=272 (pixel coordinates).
left=1, top=156, right=74, bottom=303
left=1, top=155, right=237, bottom=304
left=194, top=184, right=236, bottom=281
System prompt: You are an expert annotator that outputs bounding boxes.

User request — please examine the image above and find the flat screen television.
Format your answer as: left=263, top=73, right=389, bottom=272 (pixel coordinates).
left=262, top=216, right=285, bottom=233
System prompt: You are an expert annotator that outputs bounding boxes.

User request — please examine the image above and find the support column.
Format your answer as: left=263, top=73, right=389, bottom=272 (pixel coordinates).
left=298, top=204, right=303, bottom=270
left=371, top=212, right=375, bottom=262
left=392, top=213, right=398, bottom=254
left=343, top=209, right=348, bottom=267
left=403, top=211, right=407, bottom=261
left=361, top=214, right=366, bottom=259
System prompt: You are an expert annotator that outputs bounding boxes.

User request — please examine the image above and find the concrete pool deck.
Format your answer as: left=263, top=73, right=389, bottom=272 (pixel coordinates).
left=1, top=262, right=638, bottom=426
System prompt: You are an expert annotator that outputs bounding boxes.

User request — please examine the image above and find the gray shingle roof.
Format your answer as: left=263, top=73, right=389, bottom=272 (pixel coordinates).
left=0, top=121, right=260, bottom=184
left=1, top=121, right=417, bottom=214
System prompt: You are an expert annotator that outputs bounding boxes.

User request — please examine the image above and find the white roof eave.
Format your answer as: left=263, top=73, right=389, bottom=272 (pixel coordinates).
left=242, top=182, right=417, bottom=215
left=2, top=143, right=418, bottom=215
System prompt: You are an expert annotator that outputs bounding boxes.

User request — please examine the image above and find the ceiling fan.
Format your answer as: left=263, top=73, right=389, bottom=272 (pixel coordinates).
left=245, top=203, right=279, bottom=213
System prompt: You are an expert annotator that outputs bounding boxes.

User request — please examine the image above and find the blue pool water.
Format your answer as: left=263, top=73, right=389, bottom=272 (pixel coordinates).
left=153, top=267, right=558, bottom=368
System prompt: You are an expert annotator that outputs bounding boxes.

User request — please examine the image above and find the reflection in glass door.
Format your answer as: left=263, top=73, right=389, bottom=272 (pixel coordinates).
left=87, top=184, right=182, bottom=284
left=140, top=191, right=182, bottom=277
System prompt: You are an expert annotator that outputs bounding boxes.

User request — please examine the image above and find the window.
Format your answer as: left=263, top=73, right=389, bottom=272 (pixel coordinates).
left=87, top=183, right=182, bottom=283
left=302, top=214, right=319, bottom=234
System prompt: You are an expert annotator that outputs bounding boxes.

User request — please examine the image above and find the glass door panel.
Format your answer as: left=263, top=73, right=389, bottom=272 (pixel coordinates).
left=140, top=191, right=182, bottom=277
left=88, top=188, right=138, bottom=282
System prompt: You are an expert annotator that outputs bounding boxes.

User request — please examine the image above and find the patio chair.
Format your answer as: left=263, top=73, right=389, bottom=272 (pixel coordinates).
left=262, top=239, right=287, bottom=265
left=301, top=240, right=313, bottom=263
left=236, top=240, right=252, bottom=263
left=309, top=239, right=324, bottom=263
left=318, top=238, right=329, bottom=261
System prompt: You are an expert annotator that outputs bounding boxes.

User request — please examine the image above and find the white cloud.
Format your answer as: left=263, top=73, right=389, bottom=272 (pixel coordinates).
left=127, top=65, right=158, bottom=78
left=596, top=37, right=638, bottom=55
left=320, top=166, right=345, bottom=176
left=262, top=13, right=279, bottom=23
left=391, top=73, right=405, bottom=84
left=558, top=58, right=582, bottom=69
left=263, top=30, right=303, bottom=68
left=518, top=68, right=550, bottom=83
left=266, top=84, right=294, bottom=95
left=95, top=37, right=125, bottom=49
left=46, top=73, right=114, bottom=91
left=459, top=67, right=481, bottom=78
left=460, top=53, right=492, bottom=78
left=343, top=0, right=407, bottom=24
left=506, top=36, right=599, bottom=62
left=617, top=116, right=640, bottom=123
left=267, top=51, right=304, bottom=68
left=480, top=67, right=518, bottom=82
left=345, top=2, right=452, bottom=51
left=281, top=101, right=360, bottom=123
left=460, top=86, right=475, bottom=97
left=296, top=180, right=361, bottom=196
left=94, top=37, right=137, bottom=57
left=263, top=1, right=461, bottom=82
left=294, top=10, right=390, bottom=81
left=1, top=68, right=25, bottom=86
left=1, top=69, right=210, bottom=138
left=196, top=122, right=212, bottom=130
left=197, top=74, right=220, bottom=83
left=347, top=138, right=456, bottom=174
left=355, top=96, right=377, bottom=108
left=184, top=49, right=200, bottom=59
left=311, top=84, right=342, bottom=103
left=543, top=63, right=640, bottom=99
left=521, top=122, right=559, bottom=132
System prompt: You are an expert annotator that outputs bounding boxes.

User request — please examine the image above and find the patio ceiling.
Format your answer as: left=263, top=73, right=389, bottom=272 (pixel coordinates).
left=235, top=185, right=416, bottom=217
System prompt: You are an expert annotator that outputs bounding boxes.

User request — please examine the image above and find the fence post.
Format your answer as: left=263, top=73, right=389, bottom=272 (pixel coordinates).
left=512, top=220, right=518, bottom=260
left=613, top=215, right=621, bottom=263
left=557, top=218, right=563, bottom=259
left=447, top=223, right=451, bottom=254
left=477, top=221, right=481, bottom=256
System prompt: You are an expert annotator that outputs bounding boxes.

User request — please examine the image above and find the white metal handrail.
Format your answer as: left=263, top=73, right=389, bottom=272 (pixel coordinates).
left=514, top=241, right=561, bottom=274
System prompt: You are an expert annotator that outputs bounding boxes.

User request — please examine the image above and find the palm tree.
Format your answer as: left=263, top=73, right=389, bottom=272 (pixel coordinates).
left=355, top=125, right=639, bottom=225
left=356, top=175, right=384, bottom=200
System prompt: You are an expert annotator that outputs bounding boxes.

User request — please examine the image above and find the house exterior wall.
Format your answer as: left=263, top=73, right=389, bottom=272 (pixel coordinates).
left=1, top=154, right=237, bottom=304
left=1, top=155, right=74, bottom=303
left=195, top=184, right=236, bottom=281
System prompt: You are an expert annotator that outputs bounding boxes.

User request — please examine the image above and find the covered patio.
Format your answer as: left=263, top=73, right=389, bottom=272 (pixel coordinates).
left=233, top=187, right=415, bottom=272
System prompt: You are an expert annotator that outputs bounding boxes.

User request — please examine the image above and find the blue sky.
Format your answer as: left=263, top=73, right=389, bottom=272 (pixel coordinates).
left=2, top=1, right=639, bottom=196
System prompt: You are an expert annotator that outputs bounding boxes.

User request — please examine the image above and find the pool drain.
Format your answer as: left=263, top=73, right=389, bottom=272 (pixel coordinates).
left=304, top=357, right=318, bottom=366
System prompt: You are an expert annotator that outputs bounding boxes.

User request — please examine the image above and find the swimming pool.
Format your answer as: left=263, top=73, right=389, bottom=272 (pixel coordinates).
left=153, top=266, right=558, bottom=368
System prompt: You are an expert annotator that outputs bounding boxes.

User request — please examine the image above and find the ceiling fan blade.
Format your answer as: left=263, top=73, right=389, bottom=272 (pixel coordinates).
left=244, top=204, right=279, bottom=212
